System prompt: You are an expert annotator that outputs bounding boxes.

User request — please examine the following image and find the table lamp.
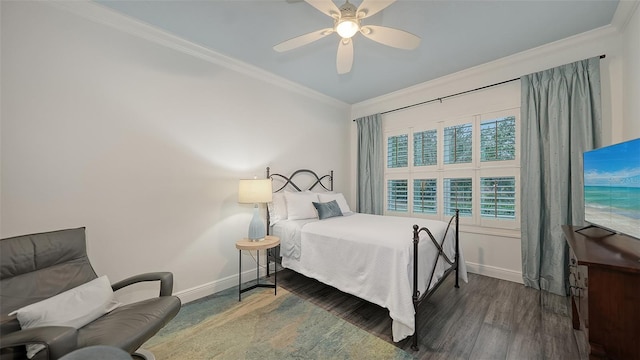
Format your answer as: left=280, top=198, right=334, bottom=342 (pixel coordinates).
left=238, top=178, right=273, bottom=241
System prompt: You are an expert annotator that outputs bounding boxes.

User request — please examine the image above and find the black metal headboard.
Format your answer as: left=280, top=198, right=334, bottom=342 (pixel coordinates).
left=266, top=167, right=333, bottom=193
left=265, top=167, right=333, bottom=232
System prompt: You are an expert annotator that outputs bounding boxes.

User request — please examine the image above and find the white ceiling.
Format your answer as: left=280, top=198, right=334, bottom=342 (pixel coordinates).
left=95, top=0, right=620, bottom=104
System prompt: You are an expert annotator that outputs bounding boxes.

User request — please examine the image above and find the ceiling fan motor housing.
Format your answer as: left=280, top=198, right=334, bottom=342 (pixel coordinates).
left=339, top=1, right=357, bottom=18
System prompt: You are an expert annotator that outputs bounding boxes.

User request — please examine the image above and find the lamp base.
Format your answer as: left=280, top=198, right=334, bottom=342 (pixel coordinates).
left=248, top=204, right=266, bottom=241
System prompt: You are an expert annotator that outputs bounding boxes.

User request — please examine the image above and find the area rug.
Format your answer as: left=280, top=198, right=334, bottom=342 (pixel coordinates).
left=143, top=286, right=413, bottom=360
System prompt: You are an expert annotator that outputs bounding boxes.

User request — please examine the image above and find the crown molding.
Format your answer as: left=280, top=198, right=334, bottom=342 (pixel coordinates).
left=46, top=1, right=349, bottom=109
left=353, top=23, right=620, bottom=113
left=611, top=0, right=640, bottom=31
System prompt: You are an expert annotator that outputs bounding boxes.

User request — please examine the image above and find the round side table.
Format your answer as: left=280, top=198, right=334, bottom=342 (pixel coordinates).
left=236, top=235, right=280, bottom=301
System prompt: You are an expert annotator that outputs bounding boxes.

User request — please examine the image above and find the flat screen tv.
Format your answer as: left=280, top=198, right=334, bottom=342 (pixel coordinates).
left=583, top=137, right=640, bottom=239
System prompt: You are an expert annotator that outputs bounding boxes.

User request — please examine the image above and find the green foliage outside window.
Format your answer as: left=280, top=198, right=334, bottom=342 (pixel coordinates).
left=414, top=130, right=437, bottom=166
left=481, top=116, right=516, bottom=162
left=387, top=135, right=408, bottom=168
left=444, top=124, right=472, bottom=164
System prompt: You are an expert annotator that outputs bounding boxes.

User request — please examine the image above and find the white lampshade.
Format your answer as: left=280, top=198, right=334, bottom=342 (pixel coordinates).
left=238, top=179, right=273, bottom=204
left=238, top=178, right=272, bottom=241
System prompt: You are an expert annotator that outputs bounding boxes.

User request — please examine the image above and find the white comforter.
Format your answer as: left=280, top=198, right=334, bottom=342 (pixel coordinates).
left=273, top=213, right=468, bottom=342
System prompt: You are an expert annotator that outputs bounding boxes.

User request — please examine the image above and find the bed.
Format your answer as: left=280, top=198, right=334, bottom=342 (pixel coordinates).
left=265, top=168, right=468, bottom=350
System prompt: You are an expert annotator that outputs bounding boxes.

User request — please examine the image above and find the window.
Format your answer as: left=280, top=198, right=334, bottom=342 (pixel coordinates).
left=387, top=179, right=408, bottom=212
left=443, top=123, right=472, bottom=164
left=387, top=135, right=408, bottom=168
left=444, top=178, right=473, bottom=216
left=413, top=178, right=437, bottom=214
left=413, top=130, right=437, bottom=166
left=481, top=116, right=516, bottom=162
left=480, top=177, right=516, bottom=219
left=383, top=107, right=519, bottom=231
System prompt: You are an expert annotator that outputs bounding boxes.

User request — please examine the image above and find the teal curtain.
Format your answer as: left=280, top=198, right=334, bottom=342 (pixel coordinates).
left=355, top=114, right=383, bottom=215
left=520, top=57, right=602, bottom=296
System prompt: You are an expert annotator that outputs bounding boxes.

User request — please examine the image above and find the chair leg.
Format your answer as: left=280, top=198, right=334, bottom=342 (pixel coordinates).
left=132, top=348, right=156, bottom=360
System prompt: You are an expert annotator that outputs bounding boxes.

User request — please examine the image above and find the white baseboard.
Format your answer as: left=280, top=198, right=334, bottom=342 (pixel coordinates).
left=176, top=262, right=521, bottom=304
left=464, top=261, right=523, bottom=284
left=174, top=266, right=272, bottom=304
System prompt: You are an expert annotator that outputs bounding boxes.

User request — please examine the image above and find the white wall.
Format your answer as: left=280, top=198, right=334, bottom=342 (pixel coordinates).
left=622, top=1, right=640, bottom=140
left=2, top=0, right=637, bottom=302
left=350, top=16, right=630, bottom=283
left=1, top=1, right=350, bottom=303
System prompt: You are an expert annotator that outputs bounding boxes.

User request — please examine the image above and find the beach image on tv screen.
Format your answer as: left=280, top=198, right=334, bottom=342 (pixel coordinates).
left=583, top=138, right=640, bottom=239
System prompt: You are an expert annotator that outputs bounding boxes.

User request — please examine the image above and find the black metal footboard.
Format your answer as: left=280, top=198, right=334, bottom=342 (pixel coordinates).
left=410, top=209, right=460, bottom=351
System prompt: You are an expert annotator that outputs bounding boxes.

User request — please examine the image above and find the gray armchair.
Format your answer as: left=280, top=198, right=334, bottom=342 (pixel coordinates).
left=0, top=227, right=181, bottom=360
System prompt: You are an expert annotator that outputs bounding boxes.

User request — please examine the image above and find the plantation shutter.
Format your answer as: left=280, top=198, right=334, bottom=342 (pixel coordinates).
left=387, top=135, right=408, bottom=168
left=443, top=124, right=473, bottom=164
left=413, top=130, right=437, bottom=166
left=413, top=178, right=437, bottom=214
left=444, top=178, right=472, bottom=216
left=481, top=116, right=516, bottom=162
left=480, top=177, right=516, bottom=219
left=387, top=179, right=408, bottom=212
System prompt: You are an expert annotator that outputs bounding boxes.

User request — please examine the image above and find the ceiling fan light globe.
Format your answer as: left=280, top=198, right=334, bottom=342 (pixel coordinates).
left=336, top=19, right=359, bottom=38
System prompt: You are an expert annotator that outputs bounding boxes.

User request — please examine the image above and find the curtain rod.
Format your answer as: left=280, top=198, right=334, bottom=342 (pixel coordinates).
left=353, top=54, right=606, bottom=119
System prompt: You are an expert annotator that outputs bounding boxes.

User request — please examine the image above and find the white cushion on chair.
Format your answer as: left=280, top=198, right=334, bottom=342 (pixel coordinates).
left=9, top=276, right=120, bottom=358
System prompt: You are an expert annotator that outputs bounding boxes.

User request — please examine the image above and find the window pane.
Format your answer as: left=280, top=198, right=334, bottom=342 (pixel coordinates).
left=481, top=116, right=516, bottom=162
left=413, top=179, right=437, bottom=214
left=387, top=135, right=408, bottom=168
left=443, top=124, right=473, bottom=164
left=444, top=178, right=472, bottom=216
left=480, top=177, right=516, bottom=219
left=387, top=179, right=408, bottom=212
left=413, top=130, right=437, bottom=166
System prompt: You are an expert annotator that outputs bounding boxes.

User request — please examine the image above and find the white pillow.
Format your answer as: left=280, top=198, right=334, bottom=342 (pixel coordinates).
left=318, top=192, right=352, bottom=215
left=284, top=191, right=319, bottom=220
left=267, top=192, right=287, bottom=225
left=9, top=276, right=120, bottom=359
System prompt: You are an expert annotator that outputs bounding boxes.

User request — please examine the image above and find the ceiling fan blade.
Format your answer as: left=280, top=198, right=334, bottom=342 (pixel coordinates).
left=273, top=28, right=334, bottom=52
left=336, top=38, right=354, bottom=74
left=305, top=0, right=341, bottom=18
left=360, top=25, right=420, bottom=50
left=357, top=0, right=395, bottom=18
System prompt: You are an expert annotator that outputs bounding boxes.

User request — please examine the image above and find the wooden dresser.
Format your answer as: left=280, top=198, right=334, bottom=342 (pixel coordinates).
left=562, top=225, right=640, bottom=360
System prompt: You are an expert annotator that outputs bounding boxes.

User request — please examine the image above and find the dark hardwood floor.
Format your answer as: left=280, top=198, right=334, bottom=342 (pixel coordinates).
left=276, top=269, right=586, bottom=360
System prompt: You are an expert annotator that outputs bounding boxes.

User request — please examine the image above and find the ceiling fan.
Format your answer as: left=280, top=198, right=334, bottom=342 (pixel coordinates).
left=274, top=0, right=421, bottom=74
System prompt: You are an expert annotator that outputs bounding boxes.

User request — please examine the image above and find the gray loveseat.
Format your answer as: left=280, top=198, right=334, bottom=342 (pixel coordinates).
left=0, top=227, right=181, bottom=360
